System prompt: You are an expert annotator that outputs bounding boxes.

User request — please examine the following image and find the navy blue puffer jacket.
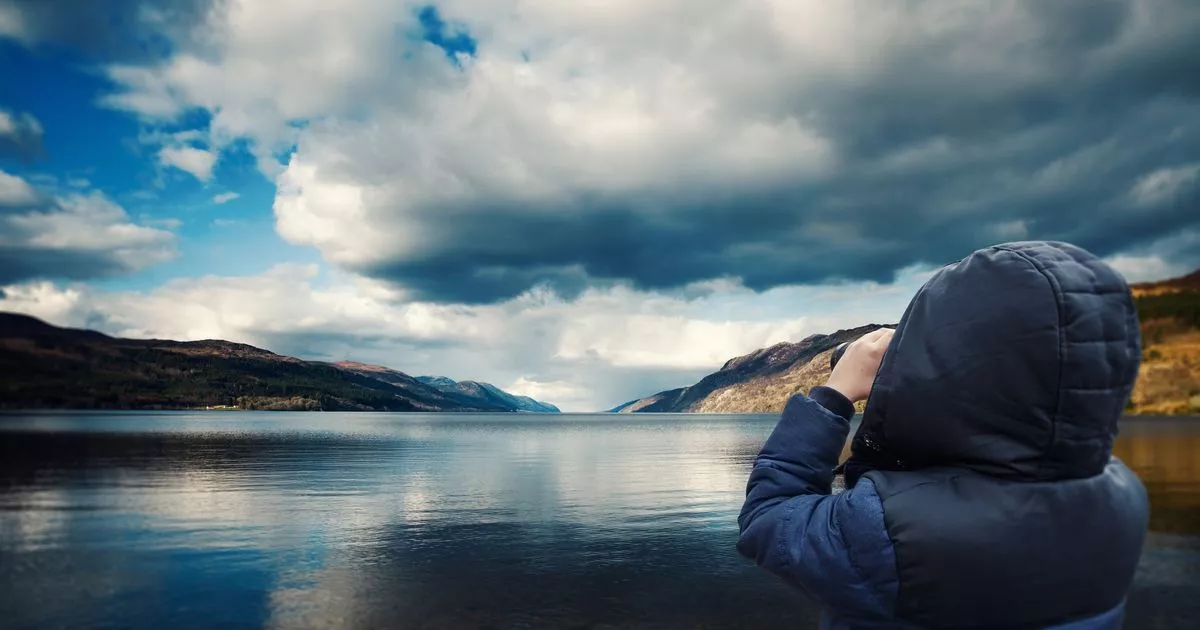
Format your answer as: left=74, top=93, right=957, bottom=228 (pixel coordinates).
left=737, top=241, right=1150, bottom=629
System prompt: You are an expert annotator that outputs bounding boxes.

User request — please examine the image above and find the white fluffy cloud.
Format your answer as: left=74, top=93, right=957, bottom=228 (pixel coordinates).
left=159, top=145, right=217, bottom=181
left=0, top=169, right=39, bottom=205
left=212, top=191, right=239, bottom=204
left=1106, top=255, right=1187, bottom=284
left=0, top=169, right=177, bottom=284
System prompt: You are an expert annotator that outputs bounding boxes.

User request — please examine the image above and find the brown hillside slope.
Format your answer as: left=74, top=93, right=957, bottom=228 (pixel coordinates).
left=1130, top=269, right=1200, bottom=297
left=1129, top=269, right=1200, bottom=414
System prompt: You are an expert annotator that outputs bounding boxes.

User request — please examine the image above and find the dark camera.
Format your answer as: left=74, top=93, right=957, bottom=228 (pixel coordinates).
left=830, top=341, right=851, bottom=370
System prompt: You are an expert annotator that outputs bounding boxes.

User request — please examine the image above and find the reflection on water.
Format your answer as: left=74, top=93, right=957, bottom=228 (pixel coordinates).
left=0, top=412, right=1196, bottom=629
left=1113, top=419, right=1200, bottom=537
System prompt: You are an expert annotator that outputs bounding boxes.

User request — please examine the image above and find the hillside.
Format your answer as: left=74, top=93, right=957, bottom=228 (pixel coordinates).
left=415, top=375, right=561, bottom=413
left=610, top=324, right=889, bottom=414
left=613, top=268, right=1200, bottom=415
left=334, top=363, right=560, bottom=413
left=0, top=313, right=558, bottom=413
left=1129, top=269, right=1200, bottom=298
left=1128, top=270, right=1200, bottom=414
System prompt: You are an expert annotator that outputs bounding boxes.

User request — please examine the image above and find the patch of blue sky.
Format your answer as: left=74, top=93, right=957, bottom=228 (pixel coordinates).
left=94, top=142, right=325, bottom=292
left=414, top=5, right=477, bottom=65
left=0, top=40, right=142, bottom=190
left=0, top=40, right=323, bottom=292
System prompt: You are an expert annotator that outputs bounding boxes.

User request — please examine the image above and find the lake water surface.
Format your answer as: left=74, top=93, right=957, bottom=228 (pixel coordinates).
left=1, top=412, right=1197, bottom=629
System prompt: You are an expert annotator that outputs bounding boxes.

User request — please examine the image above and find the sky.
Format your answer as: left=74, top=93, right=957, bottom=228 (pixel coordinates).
left=0, top=0, right=1198, bottom=411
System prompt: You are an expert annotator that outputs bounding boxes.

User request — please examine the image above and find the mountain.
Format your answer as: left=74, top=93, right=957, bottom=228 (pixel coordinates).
left=416, top=375, right=458, bottom=390
left=1129, top=269, right=1200, bottom=297
left=325, top=361, right=518, bottom=412
left=610, top=323, right=890, bottom=414
left=607, top=388, right=688, bottom=413
left=415, top=375, right=561, bottom=413
left=0, top=312, right=558, bottom=413
left=613, top=267, right=1200, bottom=416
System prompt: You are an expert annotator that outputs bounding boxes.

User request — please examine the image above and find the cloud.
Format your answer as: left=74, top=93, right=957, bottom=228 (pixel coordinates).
left=551, top=306, right=811, bottom=370
left=0, top=170, right=177, bottom=284
left=0, top=263, right=490, bottom=349
left=1106, top=255, right=1187, bottom=284
left=73, top=0, right=1200, bottom=303
left=1130, top=163, right=1200, bottom=207
left=0, top=108, right=45, bottom=161
left=158, top=145, right=217, bottom=181
left=0, top=169, right=40, bottom=206
left=0, top=0, right=213, bottom=62
left=212, top=192, right=239, bottom=204
left=1103, top=227, right=1200, bottom=283
left=97, top=1, right=461, bottom=176
left=503, top=376, right=584, bottom=407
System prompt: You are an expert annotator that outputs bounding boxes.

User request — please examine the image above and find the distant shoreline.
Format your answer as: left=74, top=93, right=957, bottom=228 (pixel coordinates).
left=0, top=407, right=554, bottom=414
left=1, top=408, right=1197, bottom=421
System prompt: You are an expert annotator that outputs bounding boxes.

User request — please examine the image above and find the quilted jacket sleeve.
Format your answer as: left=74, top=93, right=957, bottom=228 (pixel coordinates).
left=736, top=390, right=899, bottom=620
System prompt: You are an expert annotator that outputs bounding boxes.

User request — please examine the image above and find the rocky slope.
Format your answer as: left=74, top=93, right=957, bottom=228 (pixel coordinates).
left=0, top=312, right=557, bottom=412
left=613, top=267, right=1200, bottom=415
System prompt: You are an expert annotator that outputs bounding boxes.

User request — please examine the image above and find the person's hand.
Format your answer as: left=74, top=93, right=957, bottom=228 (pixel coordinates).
left=825, top=327, right=894, bottom=403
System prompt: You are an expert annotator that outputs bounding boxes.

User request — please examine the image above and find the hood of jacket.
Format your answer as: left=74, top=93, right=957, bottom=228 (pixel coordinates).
left=846, top=241, right=1141, bottom=483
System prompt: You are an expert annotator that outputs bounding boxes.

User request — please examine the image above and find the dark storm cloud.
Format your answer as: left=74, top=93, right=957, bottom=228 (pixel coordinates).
left=355, top=0, right=1200, bottom=304
left=0, top=248, right=153, bottom=285
left=0, top=0, right=216, bottom=62
left=369, top=191, right=923, bottom=305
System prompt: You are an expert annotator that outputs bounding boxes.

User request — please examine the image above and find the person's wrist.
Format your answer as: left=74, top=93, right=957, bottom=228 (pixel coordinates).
left=824, top=376, right=861, bottom=403
left=809, top=385, right=855, bottom=421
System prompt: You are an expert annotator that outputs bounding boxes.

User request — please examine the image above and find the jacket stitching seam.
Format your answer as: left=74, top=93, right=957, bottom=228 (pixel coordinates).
left=833, top=494, right=871, bottom=584
left=852, top=480, right=901, bottom=620
left=993, top=245, right=1064, bottom=479
left=877, top=473, right=969, bottom=500
left=777, top=500, right=795, bottom=571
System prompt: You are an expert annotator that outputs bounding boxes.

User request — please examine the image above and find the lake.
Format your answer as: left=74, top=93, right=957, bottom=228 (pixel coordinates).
left=1, top=412, right=1197, bottom=629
